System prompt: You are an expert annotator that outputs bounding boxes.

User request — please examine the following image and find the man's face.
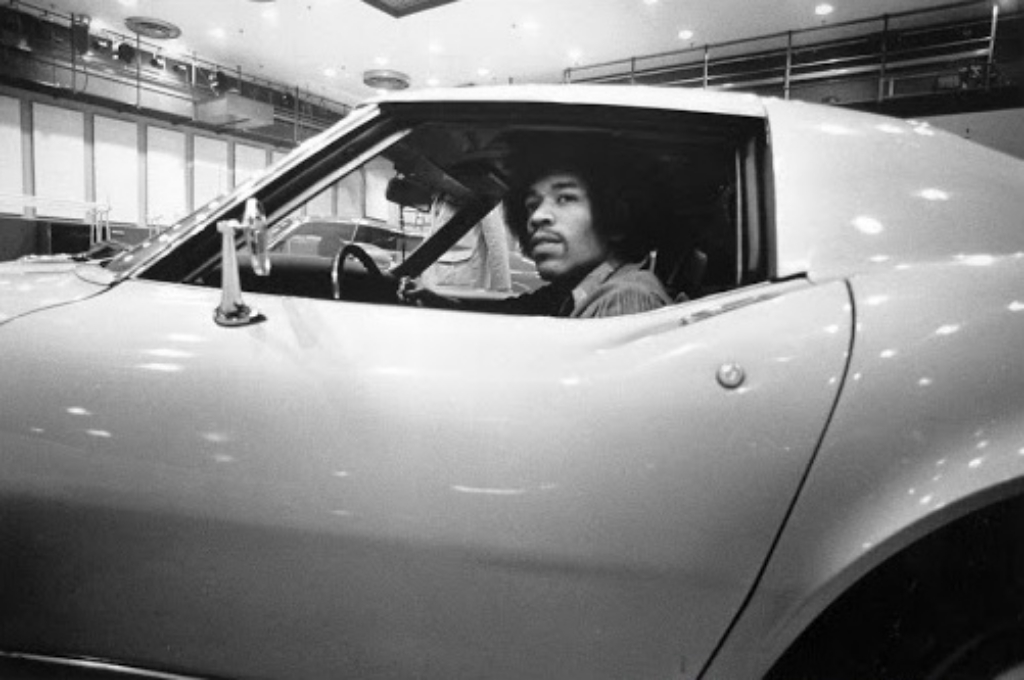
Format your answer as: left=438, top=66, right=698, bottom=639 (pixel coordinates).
left=523, top=171, right=610, bottom=284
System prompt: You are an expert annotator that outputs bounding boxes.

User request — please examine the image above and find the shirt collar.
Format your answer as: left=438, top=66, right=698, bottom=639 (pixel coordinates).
left=571, top=260, right=621, bottom=310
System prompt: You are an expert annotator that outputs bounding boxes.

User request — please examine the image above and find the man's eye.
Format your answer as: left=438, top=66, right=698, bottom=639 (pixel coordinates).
left=556, top=193, right=578, bottom=204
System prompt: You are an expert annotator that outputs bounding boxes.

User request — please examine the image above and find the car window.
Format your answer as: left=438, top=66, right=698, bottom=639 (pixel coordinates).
left=129, top=104, right=768, bottom=310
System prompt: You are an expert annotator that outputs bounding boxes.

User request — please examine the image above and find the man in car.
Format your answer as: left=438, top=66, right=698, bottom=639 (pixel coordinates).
left=401, top=140, right=672, bottom=318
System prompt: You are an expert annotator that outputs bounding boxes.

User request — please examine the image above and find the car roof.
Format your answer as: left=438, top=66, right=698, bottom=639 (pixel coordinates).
left=363, top=83, right=768, bottom=119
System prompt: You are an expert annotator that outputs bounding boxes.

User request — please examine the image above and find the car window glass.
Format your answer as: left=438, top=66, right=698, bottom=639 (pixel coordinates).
left=128, top=106, right=766, bottom=310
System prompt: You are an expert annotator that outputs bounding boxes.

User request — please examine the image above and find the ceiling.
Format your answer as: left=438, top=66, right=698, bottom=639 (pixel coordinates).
left=59, top=0, right=957, bottom=105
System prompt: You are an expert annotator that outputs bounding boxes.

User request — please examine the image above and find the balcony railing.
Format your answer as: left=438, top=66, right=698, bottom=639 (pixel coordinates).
left=565, top=0, right=1022, bottom=111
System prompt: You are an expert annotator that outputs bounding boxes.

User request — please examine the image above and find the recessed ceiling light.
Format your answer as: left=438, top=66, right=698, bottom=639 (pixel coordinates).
left=568, top=48, right=583, bottom=63
left=324, top=67, right=337, bottom=77
left=374, top=56, right=389, bottom=66
left=427, top=77, right=440, bottom=87
left=678, top=29, right=694, bottom=40
left=815, top=3, right=834, bottom=16
left=428, top=42, right=442, bottom=54
left=209, top=27, right=226, bottom=39
left=477, top=67, right=490, bottom=77
left=261, top=7, right=277, bottom=20
left=643, top=0, right=658, bottom=5
left=521, top=19, right=539, bottom=31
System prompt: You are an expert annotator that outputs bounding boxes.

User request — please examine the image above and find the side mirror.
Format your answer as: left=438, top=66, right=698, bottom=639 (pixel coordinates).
left=214, top=198, right=269, bottom=327
left=243, top=198, right=271, bottom=277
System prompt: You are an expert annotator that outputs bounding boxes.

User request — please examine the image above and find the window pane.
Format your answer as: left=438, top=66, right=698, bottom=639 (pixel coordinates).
left=94, top=116, right=139, bottom=225
left=235, top=144, right=266, bottom=186
left=33, top=103, right=85, bottom=220
left=0, top=95, right=22, bottom=215
left=146, top=126, right=187, bottom=228
left=194, top=136, right=229, bottom=208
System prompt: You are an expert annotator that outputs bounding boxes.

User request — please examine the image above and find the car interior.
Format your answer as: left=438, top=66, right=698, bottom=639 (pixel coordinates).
left=130, top=103, right=770, bottom=313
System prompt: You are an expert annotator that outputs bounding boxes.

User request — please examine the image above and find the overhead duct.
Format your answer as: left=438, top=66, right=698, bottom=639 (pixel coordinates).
left=360, top=0, right=459, bottom=18
left=195, top=92, right=274, bottom=130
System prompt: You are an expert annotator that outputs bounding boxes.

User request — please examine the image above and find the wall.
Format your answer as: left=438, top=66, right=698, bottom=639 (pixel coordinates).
left=0, top=84, right=293, bottom=261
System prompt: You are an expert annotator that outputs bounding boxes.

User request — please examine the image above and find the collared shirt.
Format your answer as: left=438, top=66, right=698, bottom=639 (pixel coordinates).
left=568, top=261, right=673, bottom=318
left=484, top=260, right=672, bottom=318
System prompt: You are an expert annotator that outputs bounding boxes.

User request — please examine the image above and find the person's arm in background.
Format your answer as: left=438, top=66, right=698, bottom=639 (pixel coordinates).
left=478, top=206, right=512, bottom=292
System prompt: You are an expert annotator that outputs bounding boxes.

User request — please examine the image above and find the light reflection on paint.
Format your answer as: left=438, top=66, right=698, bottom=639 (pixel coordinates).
left=853, top=216, right=884, bottom=235
left=136, top=362, right=184, bottom=372
left=956, top=253, right=995, bottom=267
left=202, top=432, right=230, bottom=443
left=452, top=485, right=528, bottom=496
left=67, top=407, right=91, bottom=416
left=918, top=188, right=950, bottom=201
left=144, top=348, right=194, bottom=359
left=935, top=324, right=960, bottom=336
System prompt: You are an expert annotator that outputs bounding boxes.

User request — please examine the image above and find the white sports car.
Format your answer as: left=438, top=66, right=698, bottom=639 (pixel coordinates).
left=1, top=84, right=1023, bottom=680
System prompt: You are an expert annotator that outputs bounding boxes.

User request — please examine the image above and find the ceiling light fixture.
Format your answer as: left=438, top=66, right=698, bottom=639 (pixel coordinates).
left=363, top=69, right=410, bottom=90
left=125, top=16, right=182, bottom=40
left=815, top=3, right=835, bottom=16
left=361, top=0, right=460, bottom=18
left=678, top=29, right=694, bottom=40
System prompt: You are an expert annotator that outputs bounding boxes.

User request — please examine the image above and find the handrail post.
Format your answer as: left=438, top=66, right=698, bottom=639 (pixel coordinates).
left=878, top=15, right=889, bottom=103
left=784, top=31, right=793, bottom=99
left=986, top=3, right=999, bottom=90
left=702, top=45, right=710, bottom=89
left=630, top=57, right=636, bottom=85
left=134, top=34, right=141, bottom=109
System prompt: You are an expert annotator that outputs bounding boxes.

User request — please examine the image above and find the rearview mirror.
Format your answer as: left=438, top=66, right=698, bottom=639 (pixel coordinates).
left=386, top=176, right=433, bottom=211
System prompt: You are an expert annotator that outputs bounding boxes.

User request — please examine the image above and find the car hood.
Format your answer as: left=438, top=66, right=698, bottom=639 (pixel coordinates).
left=0, top=258, right=114, bottom=326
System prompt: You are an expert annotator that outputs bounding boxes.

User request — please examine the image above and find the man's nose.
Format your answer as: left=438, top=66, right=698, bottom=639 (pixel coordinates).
left=528, top=201, right=553, bottom=231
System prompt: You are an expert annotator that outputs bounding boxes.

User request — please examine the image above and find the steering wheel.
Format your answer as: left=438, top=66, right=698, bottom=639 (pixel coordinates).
left=331, top=243, right=391, bottom=301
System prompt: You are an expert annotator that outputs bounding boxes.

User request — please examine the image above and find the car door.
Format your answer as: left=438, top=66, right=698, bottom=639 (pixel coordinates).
left=0, top=272, right=852, bottom=680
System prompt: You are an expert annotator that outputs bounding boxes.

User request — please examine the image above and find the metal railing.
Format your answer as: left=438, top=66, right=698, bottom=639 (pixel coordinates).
left=565, top=0, right=1021, bottom=108
left=0, top=0, right=351, bottom=145
left=0, top=193, right=111, bottom=243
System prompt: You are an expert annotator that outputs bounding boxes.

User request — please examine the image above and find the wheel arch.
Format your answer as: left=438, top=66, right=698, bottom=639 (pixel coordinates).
left=765, top=478, right=1024, bottom=679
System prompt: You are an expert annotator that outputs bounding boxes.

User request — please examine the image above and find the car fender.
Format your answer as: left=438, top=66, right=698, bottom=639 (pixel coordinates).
left=703, top=258, right=1024, bottom=678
